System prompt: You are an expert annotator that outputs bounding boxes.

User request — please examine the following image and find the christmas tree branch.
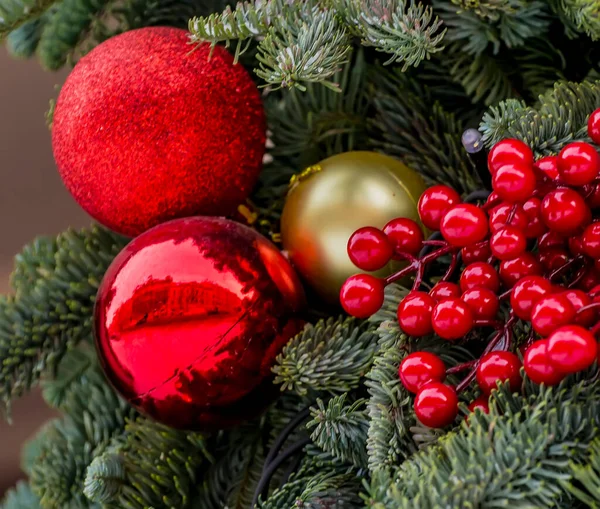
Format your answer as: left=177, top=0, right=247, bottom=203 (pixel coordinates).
left=549, top=0, right=600, bottom=40
left=0, top=482, right=40, bottom=509
left=0, top=0, right=56, bottom=39
left=565, top=437, right=600, bottom=505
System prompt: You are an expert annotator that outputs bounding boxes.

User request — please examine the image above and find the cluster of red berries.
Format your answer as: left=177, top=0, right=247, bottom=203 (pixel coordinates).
left=340, top=108, right=600, bottom=429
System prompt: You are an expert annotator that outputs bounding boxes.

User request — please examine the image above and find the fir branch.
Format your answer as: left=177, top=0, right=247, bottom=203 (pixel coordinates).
left=450, top=0, right=514, bottom=19
left=273, top=317, right=379, bottom=398
left=337, top=0, right=445, bottom=69
left=0, top=481, right=40, bottom=509
left=566, top=437, right=600, bottom=506
left=307, top=394, right=369, bottom=469
left=5, top=9, right=53, bottom=59
left=549, top=0, right=600, bottom=41
left=368, top=64, right=479, bottom=194
left=513, top=37, right=567, bottom=98
left=0, top=0, right=56, bottom=39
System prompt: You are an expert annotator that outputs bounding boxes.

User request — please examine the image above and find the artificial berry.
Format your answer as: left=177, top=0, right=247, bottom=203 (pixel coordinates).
left=488, top=138, right=534, bottom=174
left=541, top=189, right=590, bottom=234
left=578, top=266, right=600, bottom=291
left=476, top=351, right=522, bottom=395
left=582, top=222, right=600, bottom=258
left=340, top=274, right=385, bottom=318
left=397, top=291, right=436, bottom=337
left=522, top=197, right=547, bottom=238
left=558, top=141, right=600, bottom=186
left=499, top=253, right=542, bottom=287
left=538, top=248, right=570, bottom=272
left=547, top=325, right=598, bottom=374
left=460, top=262, right=500, bottom=292
left=414, top=383, right=459, bottom=428
left=510, top=275, right=553, bottom=320
left=562, top=289, right=596, bottom=327
left=467, top=396, right=490, bottom=414
left=492, top=163, right=537, bottom=203
left=440, top=204, right=489, bottom=247
left=383, top=218, right=424, bottom=257
left=431, top=298, right=474, bottom=341
left=488, top=203, right=528, bottom=232
left=531, top=293, right=576, bottom=336
left=568, top=234, right=586, bottom=258
left=486, top=191, right=501, bottom=207
left=588, top=108, right=600, bottom=144
left=429, top=282, right=461, bottom=301
left=347, top=227, right=393, bottom=271
left=399, top=352, right=446, bottom=393
left=418, top=185, right=461, bottom=231
left=523, top=339, right=565, bottom=386
left=534, top=155, right=559, bottom=181
left=489, top=226, right=527, bottom=261
left=538, top=231, right=567, bottom=250
left=461, top=287, right=499, bottom=320
left=585, top=183, right=600, bottom=209
left=461, top=243, right=492, bottom=264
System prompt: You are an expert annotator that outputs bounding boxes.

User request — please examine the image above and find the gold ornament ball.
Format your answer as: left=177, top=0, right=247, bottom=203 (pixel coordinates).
left=280, top=151, right=427, bottom=304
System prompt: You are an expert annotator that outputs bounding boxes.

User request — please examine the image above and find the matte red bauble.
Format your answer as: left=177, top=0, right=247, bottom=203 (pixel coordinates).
left=94, top=217, right=305, bottom=430
left=52, top=27, right=266, bottom=237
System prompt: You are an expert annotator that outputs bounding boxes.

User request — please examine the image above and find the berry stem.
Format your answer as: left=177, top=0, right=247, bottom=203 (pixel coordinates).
left=446, top=359, right=477, bottom=375
left=549, top=255, right=584, bottom=281
left=440, top=252, right=459, bottom=282
left=385, top=244, right=459, bottom=286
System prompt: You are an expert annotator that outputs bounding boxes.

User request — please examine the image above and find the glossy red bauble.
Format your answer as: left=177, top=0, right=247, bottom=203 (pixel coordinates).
left=431, top=298, right=474, bottom=340
left=418, top=185, right=461, bottom=231
left=460, top=262, right=500, bottom=292
left=94, top=217, right=304, bottom=430
left=347, top=227, right=393, bottom=271
left=488, top=139, right=534, bottom=174
left=523, top=339, right=565, bottom=386
left=489, top=226, right=527, bottom=261
left=440, top=204, right=489, bottom=247
left=414, top=383, right=459, bottom=428
left=541, top=189, right=590, bottom=234
left=399, top=352, right=446, bottom=393
left=488, top=203, right=527, bottom=232
left=52, top=28, right=266, bottom=237
left=397, top=291, right=436, bottom=337
left=547, top=325, right=598, bottom=374
left=582, top=222, right=600, bottom=259
left=429, top=282, right=461, bottom=301
left=461, top=243, right=492, bottom=264
left=534, top=155, right=559, bottom=181
left=562, top=289, right=596, bottom=327
left=340, top=274, right=385, bottom=318
left=531, top=294, right=576, bottom=336
left=383, top=218, right=424, bottom=256
left=492, top=163, right=537, bottom=203
left=499, top=253, right=542, bottom=287
left=461, top=287, right=499, bottom=320
left=476, top=351, right=522, bottom=395
left=557, top=141, right=600, bottom=186
left=510, top=275, right=553, bottom=320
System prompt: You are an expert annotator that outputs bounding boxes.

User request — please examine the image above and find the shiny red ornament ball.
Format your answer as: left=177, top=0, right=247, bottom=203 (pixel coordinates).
left=429, top=282, right=461, bottom=301
left=418, top=185, right=461, bottom=231
left=492, top=163, right=536, bottom=203
left=383, top=218, right=423, bottom=256
left=467, top=396, right=490, bottom=415
left=461, top=287, right=499, bottom=320
left=94, top=217, right=305, bottom=430
left=531, top=293, right=576, bottom=336
left=52, top=28, right=266, bottom=237
left=460, top=262, right=500, bottom=293
left=541, top=189, right=590, bottom=234
left=523, top=339, right=565, bottom=386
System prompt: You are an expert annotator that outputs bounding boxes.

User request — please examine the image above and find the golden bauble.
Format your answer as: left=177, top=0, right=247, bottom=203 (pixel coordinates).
left=280, top=151, right=427, bottom=305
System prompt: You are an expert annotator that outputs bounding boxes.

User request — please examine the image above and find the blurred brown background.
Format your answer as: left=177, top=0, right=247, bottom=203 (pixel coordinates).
left=0, top=47, right=90, bottom=492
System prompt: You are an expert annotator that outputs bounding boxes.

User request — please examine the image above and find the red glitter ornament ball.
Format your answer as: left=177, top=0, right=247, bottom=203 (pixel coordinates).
left=94, top=217, right=305, bottom=430
left=52, top=27, right=266, bottom=237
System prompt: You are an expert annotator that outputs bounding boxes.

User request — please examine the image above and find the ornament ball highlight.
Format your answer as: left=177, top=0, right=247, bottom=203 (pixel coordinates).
left=94, top=217, right=305, bottom=430
left=52, top=27, right=266, bottom=237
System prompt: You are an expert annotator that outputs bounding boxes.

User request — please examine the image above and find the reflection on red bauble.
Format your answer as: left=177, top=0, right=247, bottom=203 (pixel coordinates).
left=94, top=217, right=305, bottom=430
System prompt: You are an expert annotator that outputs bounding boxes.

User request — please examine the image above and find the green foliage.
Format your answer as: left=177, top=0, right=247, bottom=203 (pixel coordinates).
left=273, top=317, right=378, bottom=398
left=549, top=0, right=600, bottom=40
left=0, top=481, right=40, bottom=509
left=0, top=0, right=56, bottom=39
left=566, top=437, right=600, bottom=506
left=450, top=0, right=514, bottom=19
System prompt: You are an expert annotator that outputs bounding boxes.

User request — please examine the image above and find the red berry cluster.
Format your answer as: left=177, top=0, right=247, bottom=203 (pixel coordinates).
left=340, top=108, right=600, bottom=429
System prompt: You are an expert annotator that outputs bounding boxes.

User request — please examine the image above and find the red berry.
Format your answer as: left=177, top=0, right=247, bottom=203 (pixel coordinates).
left=538, top=248, right=570, bottom=272
left=383, top=218, right=424, bottom=257
left=534, top=155, right=559, bottom=181
left=429, top=282, right=461, bottom=301
left=340, top=274, right=385, bottom=318
left=568, top=234, right=587, bottom=257
left=467, top=396, right=490, bottom=414
left=461, top=287, right=499, bottom=320
left=397, top=291, right=436, bottom=337
left=488, top=139, right=534, bottom=174
left=399, top=352, right=446, bottom=393
left=489, top=226, right=527, bottom=261
left=461, top=243, right=492, bottom=264
left=431, top=298, right=474, bottom=340
left=585, top=183, right=600, bottom=209
left=499, top=253, right=542, bottom=287
left=418, top=185, right=461, bottom=231
left=547, top=325, right=598, bottom=374
left=492, top=163, right=537, bottom=203
left=510, top=275, right=553, bottom=320
left=541, top=189, right=590, bottom=234
left=460, top=262, right=500, bottom=292
left=488, top=203, right=528, bottom=232
left=582, top=222, right=600, bottom=258
left=562, top=289, right=596, bottom=327
left=523, top=339, right=565, bottom=386
left=476, top=351, right=522, bottom=395
left=538, top=231, right=567, bottom=251
left=588, top=108, right=600, bottom=144
left=578, top=266, right=600, bottom=291
left=440, top=204, right=489, bottom=247
left=347, top=227, right=393, bottom=271
left=558, top=141, right=600, bottom=186
left=522, top=197, right=547, bottom=238
left=531, top=293, right=576, bottom=336
left=414, top=383, right=458, bottom=428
